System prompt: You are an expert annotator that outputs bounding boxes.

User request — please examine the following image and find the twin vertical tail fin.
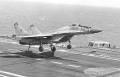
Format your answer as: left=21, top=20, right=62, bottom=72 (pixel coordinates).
left=14, top=22, right=42, bottom=36
left=14, top=22, right=28, bottom=36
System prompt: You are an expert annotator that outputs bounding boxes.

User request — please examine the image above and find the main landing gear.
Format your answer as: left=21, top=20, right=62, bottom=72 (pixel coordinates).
left=67, top=44, right=72, bottom=49
left=27, top=44, right=44, bottom=52
left=39, top=43, right=56, bottom=52
left=50, top=44, right=56, bottom=52
left=67, top=40, right=72, bottom=49
left=38, top=43, right=56, bottom=57
left=39, top=42, right=44, bottom=52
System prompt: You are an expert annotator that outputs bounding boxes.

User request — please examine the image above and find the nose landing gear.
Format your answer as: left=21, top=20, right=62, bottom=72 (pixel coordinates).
left=67, top=44, right=72, bottom=49
left=67, top=40, right=72, bottom=49
left=50, top=45, right=56, bottom=52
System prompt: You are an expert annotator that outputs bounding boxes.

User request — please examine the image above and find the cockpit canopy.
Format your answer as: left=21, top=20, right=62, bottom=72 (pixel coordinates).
left=70, top=24, right=92, bottom=31
left=71, top=24, right=91, bottom=29
left=78, top=24, right=91, bottom=29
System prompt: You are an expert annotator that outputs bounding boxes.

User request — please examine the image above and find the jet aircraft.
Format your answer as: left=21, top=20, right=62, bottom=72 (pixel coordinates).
left=0, top=22, right=102, bottom=52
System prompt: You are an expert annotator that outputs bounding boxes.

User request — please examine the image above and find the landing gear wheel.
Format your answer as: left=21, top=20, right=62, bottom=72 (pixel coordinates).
left=67, top=44, right=72, bottom=49
left=51, top=45, right=56, bottom=52
left=39, top=46, right=44, bottom=52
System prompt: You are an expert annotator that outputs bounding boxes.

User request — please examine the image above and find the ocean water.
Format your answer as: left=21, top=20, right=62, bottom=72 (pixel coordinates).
left=0, top=1, right=120, bottom=47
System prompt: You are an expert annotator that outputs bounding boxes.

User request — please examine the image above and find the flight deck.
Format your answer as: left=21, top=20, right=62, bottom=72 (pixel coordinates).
left=0, top=41, right=120, bottom=77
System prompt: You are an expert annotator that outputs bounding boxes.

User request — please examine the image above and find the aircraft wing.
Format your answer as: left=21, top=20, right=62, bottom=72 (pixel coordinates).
left=18, top=34, right=54, bottom=38
left=0, top=30, right=80, bottom=40
left=19, top=30, right=80, bottom=38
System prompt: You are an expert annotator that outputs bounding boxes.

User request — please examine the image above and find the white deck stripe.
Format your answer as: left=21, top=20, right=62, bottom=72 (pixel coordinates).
left=58, top=49, right=120, bottom=61
left=0, top=71, right=27, bottom=77
left=0, top=74, right=8, bottom=77
left=67, top=65, right=80, bottom=68
left=51, top=61, right=63, bottom=64
left=36, top=59, right=42, bottom=60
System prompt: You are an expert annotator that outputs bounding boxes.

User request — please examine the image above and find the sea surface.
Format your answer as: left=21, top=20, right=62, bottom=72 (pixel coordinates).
left=0, top=1, right=120, bottom=47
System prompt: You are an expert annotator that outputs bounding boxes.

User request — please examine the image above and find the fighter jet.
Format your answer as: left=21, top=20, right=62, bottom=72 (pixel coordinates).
left=13, top=23, right=102, bottom=52
left=0, top=22, right=102, bottom=52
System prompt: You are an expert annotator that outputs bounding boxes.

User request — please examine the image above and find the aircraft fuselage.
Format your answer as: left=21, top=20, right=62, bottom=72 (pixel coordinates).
left=18, top=29, right=100, bottom=45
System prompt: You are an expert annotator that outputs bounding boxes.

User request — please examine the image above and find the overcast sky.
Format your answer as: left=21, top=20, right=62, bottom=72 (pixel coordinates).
left=13, top=0, right=120, bottom=8
left=1, top=0, right=120, bottom=8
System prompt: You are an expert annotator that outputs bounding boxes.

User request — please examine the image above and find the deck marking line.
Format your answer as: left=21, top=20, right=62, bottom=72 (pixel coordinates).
left=51, top=61, right=63, bottom=64
left=58, top=49, right=68, bottom=52
left=36, top=59, right=42, bottom=60
left=0, top=74, right=8, bottom=77
left=0, top=71, right=27, bottom=77
left=58, top=49, right=120, bottom=62
left=88, top=54, right=95, bottom=56
left=67, top=65, right=80, bottom=68
left=112, top=58, right=120, bottom=61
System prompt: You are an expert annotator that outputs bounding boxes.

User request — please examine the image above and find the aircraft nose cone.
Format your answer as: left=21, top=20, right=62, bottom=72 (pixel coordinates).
left=90, top=29, right=103, bottom=33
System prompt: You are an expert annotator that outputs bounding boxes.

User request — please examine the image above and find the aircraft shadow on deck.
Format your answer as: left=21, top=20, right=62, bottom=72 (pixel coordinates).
left=0, top=50, right=55, bottom=58
left=0, top=50, right=78, bottom=62
left=0, top=54, right=23, bottom=58
left=0, top=50, right=81, bottom=64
